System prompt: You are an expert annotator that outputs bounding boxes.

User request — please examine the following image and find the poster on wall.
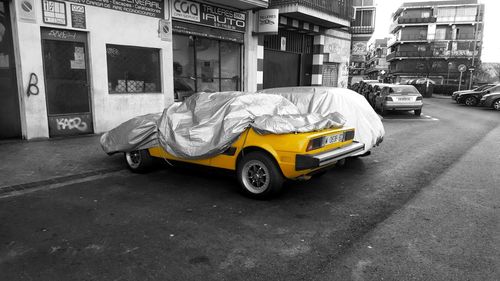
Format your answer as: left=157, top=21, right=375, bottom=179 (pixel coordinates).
left=70, top=4, right=86, bottom=29
left=65, top=0, right=165, bottom=19
left=159, top=19, right=172, bottom=41
left=18, top=0, right=37, bottom=23
left=172, top=0, right=246, bottom=33
left=42, top=0, right=67, bottom=26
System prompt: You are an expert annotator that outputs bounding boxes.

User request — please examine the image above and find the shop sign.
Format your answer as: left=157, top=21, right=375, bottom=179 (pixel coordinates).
left=65, top=0, right=165, bottom=19
left=172, top=21, right=244, bottom=43
left=42, top=0, right=67, bottom=26
left=256, top=9, right=278, bottom=34
left=351, top=41, right=367, bottom=56
left=18, top=0, right=37, bottom=23
left=172, top=0, right=246, bottom=33
left=70, top=4, right=86, bottom=29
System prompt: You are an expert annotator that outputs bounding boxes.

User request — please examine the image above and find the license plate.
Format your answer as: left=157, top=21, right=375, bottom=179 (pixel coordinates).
left=398, top=97, right=412, bottom=102
left=323, top=133, right=344, bottom=145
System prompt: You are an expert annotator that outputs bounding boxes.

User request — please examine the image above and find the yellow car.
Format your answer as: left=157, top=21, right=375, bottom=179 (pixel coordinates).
left=124, top=126, right=364, bottom=199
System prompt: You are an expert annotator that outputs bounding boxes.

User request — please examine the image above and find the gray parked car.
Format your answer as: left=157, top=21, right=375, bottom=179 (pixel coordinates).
left=374, top=85, right=423, bottom=116
left=478, top=84, right=500, bottom=111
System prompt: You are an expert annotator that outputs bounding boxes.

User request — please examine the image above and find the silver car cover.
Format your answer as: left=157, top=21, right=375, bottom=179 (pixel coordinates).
left=101, top=91, right=346, bottom=159
left=259, top=87, right=385, bottom=155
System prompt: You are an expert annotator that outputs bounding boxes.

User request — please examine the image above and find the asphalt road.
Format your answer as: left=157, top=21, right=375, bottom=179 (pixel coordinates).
left=1, top=98, right=499, bottom=281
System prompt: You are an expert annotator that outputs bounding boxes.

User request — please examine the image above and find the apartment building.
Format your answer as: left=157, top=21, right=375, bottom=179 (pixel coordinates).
left=387, top=0, right=484, bottom=85
left=349, top=0, right=376, bottom=84
left=365, top=38, right=389, bottom=81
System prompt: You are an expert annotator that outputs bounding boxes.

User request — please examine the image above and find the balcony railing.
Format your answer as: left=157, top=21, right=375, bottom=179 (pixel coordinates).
left=398, top=17, right=437, bottom=24
left=350, top=26, right=375, bottom=34
left=400, top=34, right=428, bottom=41
left=386, top=50, right=479, bottom=61
left=269, top=0, right=352, bottom=19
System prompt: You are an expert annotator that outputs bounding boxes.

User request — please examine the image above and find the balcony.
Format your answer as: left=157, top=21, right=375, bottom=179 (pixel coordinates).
left=269, top=0, right=352, bottom=28
left=390, top=16, right=437, bottom=33
left=350, top=26, right=375, bottom=34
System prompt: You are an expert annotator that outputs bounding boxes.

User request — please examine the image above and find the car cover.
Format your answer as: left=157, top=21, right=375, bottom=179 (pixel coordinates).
left=259, top=87, right=385, bottom=155
left=101, top=91, right=346, bottom=159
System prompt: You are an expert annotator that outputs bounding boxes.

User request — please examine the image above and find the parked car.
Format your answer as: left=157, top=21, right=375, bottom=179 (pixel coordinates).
left=453, top=84, right=496, bottom=104
left=374, top=85, right=423, bottom=116
left=101, top=90, right=383, bottom=199
left=366, top=83, right=392, bottom=107
left=478, top=85, right=500, bottom=111
left=127, top=126, right=363, bottom=199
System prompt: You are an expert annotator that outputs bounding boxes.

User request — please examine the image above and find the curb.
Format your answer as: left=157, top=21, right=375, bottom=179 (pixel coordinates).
left=0, top=167, right=125, bottom=196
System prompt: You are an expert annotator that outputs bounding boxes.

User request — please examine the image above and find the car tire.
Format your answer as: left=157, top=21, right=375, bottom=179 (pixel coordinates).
left=492, top=99, right=500, bottom=111
left=414, top=109, right=422, bottom=116
left=124, top=149, right=154, bottom=173
left=237, top=151, right=284, bottom=199
left=464, top=96, right=478, bottom=106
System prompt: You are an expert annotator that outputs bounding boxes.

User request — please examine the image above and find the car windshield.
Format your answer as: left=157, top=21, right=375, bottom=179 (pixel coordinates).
left=389, top=86, right=420, bottom=94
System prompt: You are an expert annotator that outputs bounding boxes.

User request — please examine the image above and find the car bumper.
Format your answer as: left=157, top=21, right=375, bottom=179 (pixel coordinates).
left=295, top=141, right=365, bottom=171
left=383, top=101, right=423, bottom=111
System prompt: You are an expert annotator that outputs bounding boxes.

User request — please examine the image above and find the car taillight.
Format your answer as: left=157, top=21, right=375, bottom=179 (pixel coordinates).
left=385, top=96, right=393, bottom=101
left=306, top=137, right=323, bottom=151
left=343, top=130, right=355, bottom=141
left=416, top=96, right=422, bottom=100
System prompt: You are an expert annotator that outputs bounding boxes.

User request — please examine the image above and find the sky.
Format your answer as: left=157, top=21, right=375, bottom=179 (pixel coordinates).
left=372, top=0, right=500, bottom=63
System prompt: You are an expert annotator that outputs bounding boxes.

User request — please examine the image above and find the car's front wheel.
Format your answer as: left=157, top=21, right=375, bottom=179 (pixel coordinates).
left=125, top=149, right=154, bottom=173
left=492, top=99, right=500, bottom=111
left=464, top=96, right=478, bottom=106
left=237, top=152, right=284, bottom=199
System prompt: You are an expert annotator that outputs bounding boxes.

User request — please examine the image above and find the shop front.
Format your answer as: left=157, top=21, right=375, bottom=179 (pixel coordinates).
left=9, top=0, right=172, bottom=139
left=171, top=0, right=246, bottom=101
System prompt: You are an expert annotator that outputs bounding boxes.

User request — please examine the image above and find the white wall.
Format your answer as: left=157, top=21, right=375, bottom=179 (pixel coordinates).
left=11, top=1, right=173, bottom=139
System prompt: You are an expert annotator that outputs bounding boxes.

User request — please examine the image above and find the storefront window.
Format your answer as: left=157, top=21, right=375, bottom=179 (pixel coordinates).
left=106, top=44, right=161, bottom=93
left=173, top=34, right=241, bottom=101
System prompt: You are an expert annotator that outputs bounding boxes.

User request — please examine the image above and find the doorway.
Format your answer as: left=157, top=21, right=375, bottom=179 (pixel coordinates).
left=263, top=50, right=300, bottom=88
left=41, top=28, right=93, bottom=137
left=0, top=1, right=22, bottom=139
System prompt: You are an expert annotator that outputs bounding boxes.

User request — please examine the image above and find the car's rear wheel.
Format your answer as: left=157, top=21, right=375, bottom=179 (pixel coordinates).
left=492, top=99, right=500, bottom=111
left=125, top=149, right=154, bottom=173
left=237, top=152, right=284, bottom=199
left=464, top=96, right=478, bottom=106
left=414, top=109, right=422, bottom=116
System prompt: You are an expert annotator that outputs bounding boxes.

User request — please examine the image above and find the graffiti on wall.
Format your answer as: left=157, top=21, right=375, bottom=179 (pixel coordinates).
left=55, top=117, right=88, bottom=131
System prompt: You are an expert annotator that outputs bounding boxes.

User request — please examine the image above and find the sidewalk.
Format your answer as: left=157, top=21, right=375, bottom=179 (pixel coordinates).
left=0, top=135, right=124, bottom=193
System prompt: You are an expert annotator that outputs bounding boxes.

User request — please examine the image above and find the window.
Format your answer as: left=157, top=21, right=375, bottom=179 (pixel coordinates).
left=173, top=34, right=241, bottom=101
left=106, top=45, right=161, bottom=93
left=353, top=9, right=374, bottom=27
left=421, top=11, right=430, bottom=18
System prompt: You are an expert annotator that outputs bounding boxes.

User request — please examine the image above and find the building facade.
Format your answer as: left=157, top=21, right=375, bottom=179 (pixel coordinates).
left=387, top=0, right=484, bottom=85
left=0, top=0, right=354, bottom=141
left=349, top=0, right=375, bottom=84
left=365, top=38, right=389, bottom=81
left=265, top=0, right=353, bottom=89
left=0, top=0, right=267, bottom=140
